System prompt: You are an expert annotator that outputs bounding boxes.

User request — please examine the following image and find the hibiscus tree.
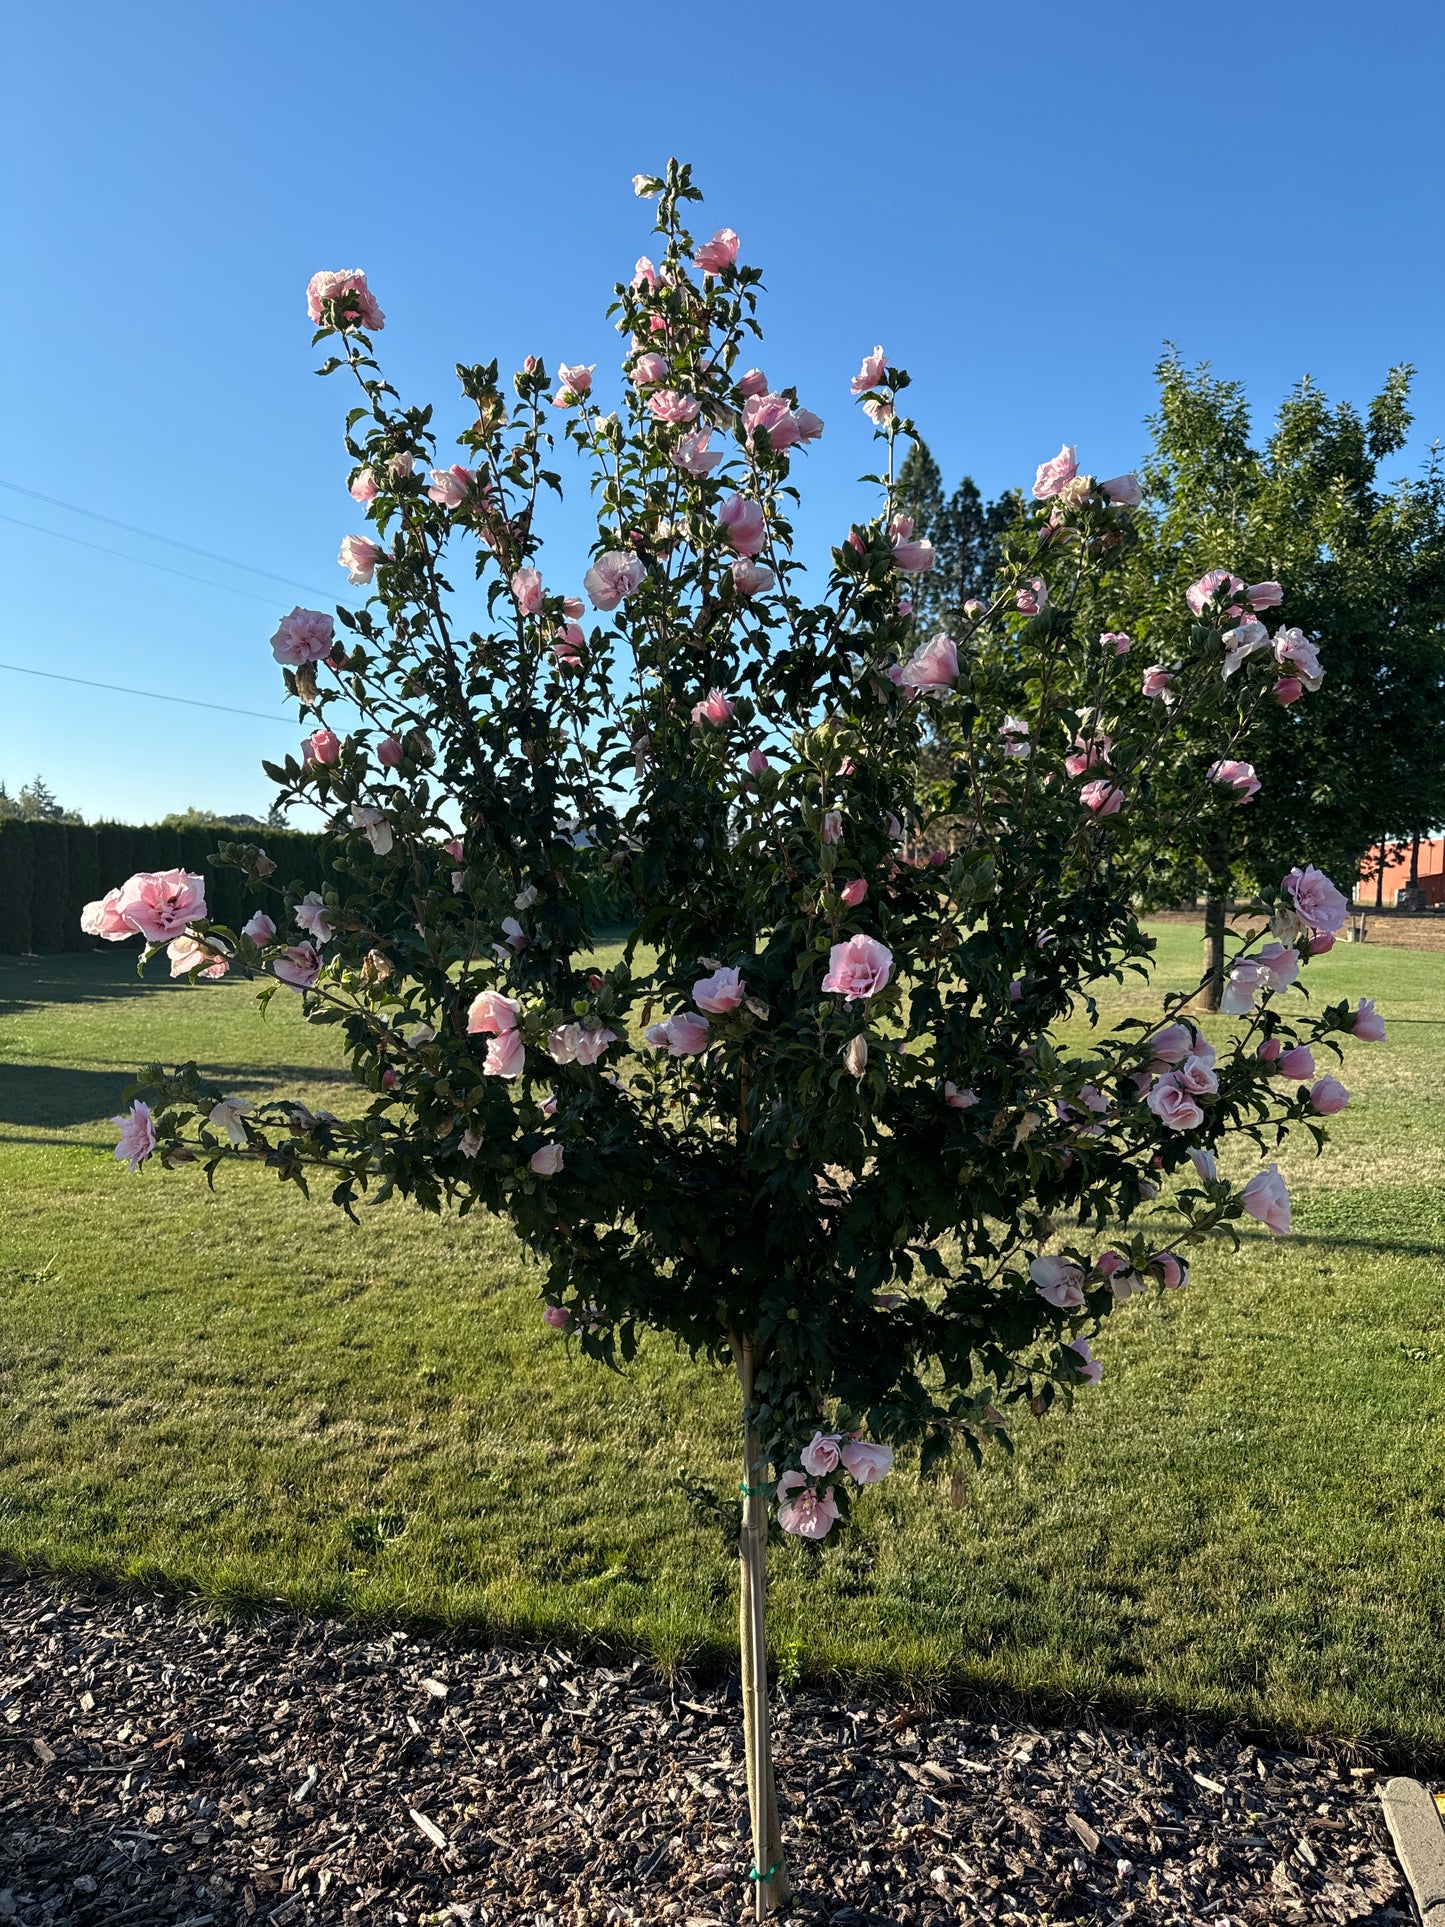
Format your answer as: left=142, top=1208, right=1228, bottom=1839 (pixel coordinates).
left=92, top=162, right=1383, bottom=1917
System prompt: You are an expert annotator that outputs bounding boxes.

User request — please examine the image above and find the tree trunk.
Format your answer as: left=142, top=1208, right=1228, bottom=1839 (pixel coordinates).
left=1410, top=831, right=1422, bottom=889
left=1201, top=885, right=1228, bottom=1012
left=732, top=1338, right=791, bottom=1919
left=1374, top=837, right=1386, bottom=910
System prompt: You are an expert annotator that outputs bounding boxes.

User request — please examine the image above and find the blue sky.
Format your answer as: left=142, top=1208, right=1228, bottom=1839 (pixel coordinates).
left=4, top=0, right=1443, bottom=824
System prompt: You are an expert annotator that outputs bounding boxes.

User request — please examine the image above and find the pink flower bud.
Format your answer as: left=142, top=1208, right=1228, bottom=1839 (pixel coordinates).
left=304, top=728, right=341, bottom=766
left=543, top=1305, right=570, bottom=1329
left=1273, top=676, right=1304, bottom=705
left=378, top=736, right=403, bottom=768
left=693, top=228, right=740, bottom=275
left=737, top=368, right=769, bottom=398
left=840, top=877, right=867, bottom=906
left=747, top=749, right=770, bottom=776
left=350, top=467, right=378, bottom=504
left=1310, top=1075, right=1350, bottom=1115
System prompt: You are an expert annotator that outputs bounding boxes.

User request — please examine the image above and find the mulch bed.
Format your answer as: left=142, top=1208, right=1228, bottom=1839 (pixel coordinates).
left=0, top=1576, right=1411, bottom=1925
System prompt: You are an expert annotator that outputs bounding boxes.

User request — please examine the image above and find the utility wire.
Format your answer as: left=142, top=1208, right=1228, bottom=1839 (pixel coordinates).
left=0, top=511, right=316, bottom=608
left=0, top=659, right=286, bottom=722
left=0, top=477, right=337, bottom=599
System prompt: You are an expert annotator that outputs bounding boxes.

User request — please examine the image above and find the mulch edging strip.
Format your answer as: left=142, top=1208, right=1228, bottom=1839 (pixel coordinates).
left=0, top=1578, right=1411, bottom=1924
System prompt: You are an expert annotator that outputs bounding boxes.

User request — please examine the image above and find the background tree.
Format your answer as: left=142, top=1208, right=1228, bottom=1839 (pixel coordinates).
left=0, top=776, right=82, bottom=824
left=88, top=168, right=1381, bottom=1915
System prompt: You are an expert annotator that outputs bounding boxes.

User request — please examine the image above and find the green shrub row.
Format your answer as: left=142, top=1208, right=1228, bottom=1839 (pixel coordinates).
left=0, top=820, right=330, bottom=956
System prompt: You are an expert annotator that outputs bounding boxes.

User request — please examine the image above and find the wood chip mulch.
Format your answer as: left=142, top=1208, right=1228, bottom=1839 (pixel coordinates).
left=0, top=1577, right=1411, bottom=1925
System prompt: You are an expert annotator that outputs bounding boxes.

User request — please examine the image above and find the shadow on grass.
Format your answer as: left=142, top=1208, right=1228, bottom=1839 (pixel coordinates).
left=0, top=1062, right=352, bottom=1129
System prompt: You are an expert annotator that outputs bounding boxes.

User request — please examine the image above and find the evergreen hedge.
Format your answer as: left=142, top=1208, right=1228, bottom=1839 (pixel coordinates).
left=0, top=822, right=331, bottom=955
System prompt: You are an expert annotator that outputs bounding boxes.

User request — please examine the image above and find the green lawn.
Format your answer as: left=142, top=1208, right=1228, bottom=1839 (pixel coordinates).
left=2, top=932, right=1444, bottom=1754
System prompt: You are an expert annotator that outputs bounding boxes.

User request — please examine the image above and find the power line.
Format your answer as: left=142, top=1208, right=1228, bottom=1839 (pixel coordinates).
left=0, top=659, right=286, bottom=722
left=0, top=477, right=337, bottom=599
left=0, top=511, right=312, bottom=608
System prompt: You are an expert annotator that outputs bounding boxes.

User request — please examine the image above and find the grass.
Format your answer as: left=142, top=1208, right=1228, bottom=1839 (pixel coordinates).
left=3, top=931, right=1445, bottom=1755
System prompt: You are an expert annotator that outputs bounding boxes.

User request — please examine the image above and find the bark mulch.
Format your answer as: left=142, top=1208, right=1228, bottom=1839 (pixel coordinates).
left=0, top=1576, right=1411, bottom=1925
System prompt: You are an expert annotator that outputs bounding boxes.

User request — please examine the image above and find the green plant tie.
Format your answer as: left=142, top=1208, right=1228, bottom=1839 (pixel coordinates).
left=739, top=1481, right=768, bottom=1495
left=748, top=1860, right=784, bottom=1883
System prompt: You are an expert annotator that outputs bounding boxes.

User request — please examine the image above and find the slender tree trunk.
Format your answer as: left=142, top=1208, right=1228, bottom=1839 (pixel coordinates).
left=732, top=1337, right=790, bottom=1920
left=1410, top=831, right=1422, bottom=890
left=1374, top=836, right=1386, bottom=910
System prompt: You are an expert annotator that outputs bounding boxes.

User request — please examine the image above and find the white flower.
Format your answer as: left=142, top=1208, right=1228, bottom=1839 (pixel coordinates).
left=294, top=891, right=333, bottom=944
left=208, top=1097, right=253, bottom=1147
left=351, top=804, right=393, bottom=854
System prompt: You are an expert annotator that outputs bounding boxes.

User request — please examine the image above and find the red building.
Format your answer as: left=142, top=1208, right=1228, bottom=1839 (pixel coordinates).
left=1359, top=837, right=1445, bottom=906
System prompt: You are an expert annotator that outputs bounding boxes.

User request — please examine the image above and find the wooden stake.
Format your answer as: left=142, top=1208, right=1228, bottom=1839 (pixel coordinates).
left=733, top=1337, right=791, bottom=1919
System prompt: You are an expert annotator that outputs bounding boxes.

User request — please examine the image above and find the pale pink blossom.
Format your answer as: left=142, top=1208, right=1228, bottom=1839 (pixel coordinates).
left=1241, top=1164, right=1290, bottom=1234
left=1101, top=473, right=1142, bottom=507
left=821, top=811, right=842, bottom=845
left=551, top=624, right=585, bottom=669
left=1186, top=569, right=1246, bottom=617
left=742, top=391, right=801, bottom=450
left=207, top=1097, right=252, bottom=1146
left=543, top=1304, right=570, bottom=1329
left=1147, top=1074, right=1204, bottom=1131
left=377, top=735, right=403, bottom=768
left=1220, top=960, right=1268, bottom=1015
left=305, top=727, right=341, bottom=766
left=899, top=634, right=958, bottom=689
left=241, top=911, right=276, bottom=943
left=1016, top=576, right=1047, bottom=615
left=1273, top=677, right=1304, bottom=705
left=108, top=869, right=208, bottom=944
left=350, top=467, right=378, bottom=503
left=691, top=688, right=734, bottom=726
left=1031, top=1254, right=1086, bottom=1309
left=500, top=917, right=527, bottom=953
left=821, top=934, right=893, bottom=1001
left=1352, top=998, right=1386, bottom=1042
left=584, top=550, right=646, bottom=610
left=1258, top=942, right=1300, bottom=993
left=943, top=1082, right=978, bottom=1109
left=1282, top=865, right=1348, bottom=936
left=801, top=1432, right=843, bottom=1476
left=351, top=804, right=393, bottom=854
left=468, top=990, right=521, bottom=1035
left=1000, top=716, right=1031, bottom=757
left=719, top=495, right=767, bottom=557
left=1153, top=1252, right=1188, bottom=1290
left=693, top=967, right=745, bottom=1013
left=1100, top=631, right=1132, bottom=654
left=166, top=935, right=229, bottom=979
left=339, top=534, right=382, bottom=584
left=776, top=1472, right=841, bottom=1539
left=840, top=1438, right=893, bottom=1484
left=1188, top=1147, right=1218, bottom=1183
left=81, top=888, right=133, bottom=940
left=889, top=514, right=935, bottom=573
left=793, top=408, right=824, bottom=442
left=1222, top=619, right=1272, bottom=677
left=111, top=1100, right=157, bottom=1171
left=672, top=429, right=722, bottom=477
left=294, top=891, right=333, bottom=943
left=1273, top=628, right=1323, bottom=690
left=1247, top=580, right=1284, bottom=609
left=271, top=607, right=335, bottom=666
left=273, top=941, right=321, bottom=990
left=840, top=878, right=868, bottom=907
left=747, top=748, right=770, bottom=775
left=648, top=388, right=700, bottom=425
left=1080, top=780, right=1125, bottom=817
left=1141, top=664, right=1175, bottom=700
left=737, top=368, right=769, bottom=398
left=1065, top=733, right=1112, bottom=777
left=851, top=345, right=887, bottom=395
left=484, top=1028, right=526, bottom=1078
left=1032, top=444, right=1078, bottom=500
left=1174, top=1053, right=1219, bottom=1095
left=389, top=452, right=416, bottom=480
left=863, top=397, right=894, bottom=427
left=631, top=351, right=669, bottom=385
left=530, top=1142, right=564, bottom=1175
left=1309, top=931, right=1336, bottom=955
left=306, top=269, right=384, bottom=331
left=732, top=557, right=775, bottom=597
left=1149, top=1022, right=1195, bottom=1064
left=1067, top=1339, right=1103, bottom=1384
left=507, top=567, right=543, bottom=616
left=646, top=1011, right=711, bottom=1056
left=631, top=256, right=660, bottom=290
left=427, top=464, right=474, bottom=510
left=563, top=596, right=584, bottom=620
left=554, top=362, right=594, bottom=402
left=693, top=228, right=740, bottom=275
left=1208, top=758, right=1261, bottom=803
left=1309, top=1075, right=1350, bottom=1115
